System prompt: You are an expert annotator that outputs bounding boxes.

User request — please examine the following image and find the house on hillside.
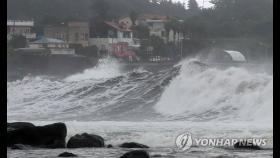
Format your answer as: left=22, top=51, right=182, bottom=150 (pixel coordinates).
left=120, top=14, right=183, bottom=43
left=89, top=21, right=140, bottom=61
left=138, top=14, right=183, bottom=43
left=7, top=20, right=37, bottom=41
left=44, top=21, right=90, bottom=47
left=89, top=21, right=139, bottom=50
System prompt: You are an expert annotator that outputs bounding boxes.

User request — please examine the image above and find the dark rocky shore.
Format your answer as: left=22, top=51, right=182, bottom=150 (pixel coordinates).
left=7, top=122, right=263, bottom=158
left=7, top=122, right=152, bottom=157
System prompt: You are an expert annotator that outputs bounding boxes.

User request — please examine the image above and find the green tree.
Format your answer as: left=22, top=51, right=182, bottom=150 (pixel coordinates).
left=165, top=18, right=180, bottom=42
left=149, top=35, right=166, bottom=56
left=133, top=25, right=150, bottom=40
left=188, top=0, right=199, bottom=14
left=164, top=21, right=172, bottom=42
left=129, top=11, right=138, bottom=26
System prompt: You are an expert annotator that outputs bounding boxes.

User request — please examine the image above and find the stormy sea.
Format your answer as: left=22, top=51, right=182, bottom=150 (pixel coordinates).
left=7, top=57, right=273, bottom=158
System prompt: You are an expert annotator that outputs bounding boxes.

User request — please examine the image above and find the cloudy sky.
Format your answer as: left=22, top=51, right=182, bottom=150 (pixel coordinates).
left=173, top=0, right=214, bottom=8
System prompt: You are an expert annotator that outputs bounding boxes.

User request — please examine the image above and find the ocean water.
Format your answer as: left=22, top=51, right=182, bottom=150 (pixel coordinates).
left=7, top=57, right=273, bottom=157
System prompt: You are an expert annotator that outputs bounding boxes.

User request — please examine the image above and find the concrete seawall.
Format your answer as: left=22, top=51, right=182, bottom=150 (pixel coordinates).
left=7, top=54, right=95, bottom=81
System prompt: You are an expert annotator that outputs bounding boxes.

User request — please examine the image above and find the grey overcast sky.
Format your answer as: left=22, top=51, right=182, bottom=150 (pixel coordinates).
left=173, top=0, right=214, bottom=8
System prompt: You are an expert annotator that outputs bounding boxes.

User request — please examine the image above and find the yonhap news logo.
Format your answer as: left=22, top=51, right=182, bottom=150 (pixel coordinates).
left=175, top=132, right=193, bottom=151
left=175, top=132, right=267, bottom=151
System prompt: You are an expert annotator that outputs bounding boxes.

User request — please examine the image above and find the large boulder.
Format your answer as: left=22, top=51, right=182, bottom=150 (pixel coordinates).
left=7, top=122, right=35, bottom=131
left=107, top=144, right=113, bottom=148
left=233, top=141, right=261, bottom=150
left=7, top=122, right=67, bottom=148
left=67, top=133, right=105, bottom=148
left=120, top=150, right=150, bottom=158
left=120, top=142, right=149, bottom=148
left=58, top=152, right=77, bottom=157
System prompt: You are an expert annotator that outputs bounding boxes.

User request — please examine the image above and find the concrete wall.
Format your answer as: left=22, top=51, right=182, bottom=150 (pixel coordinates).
left=29, top=43, right=69, bottom=49
left=50, top=48, right=75, bottom=55
left=89, top=38, right=134, bottom=50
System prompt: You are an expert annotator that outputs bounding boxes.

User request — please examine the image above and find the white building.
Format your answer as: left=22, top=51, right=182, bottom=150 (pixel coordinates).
left=7, top=20, right=36, bottom=40
left=89, top=21, right=139, bottom=50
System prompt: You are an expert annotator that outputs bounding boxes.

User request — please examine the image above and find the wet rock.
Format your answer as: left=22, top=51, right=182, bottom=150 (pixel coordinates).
left=120, top=150, right=150, bottom=158
left=107, top=144, right=113, bottom=148
left=67, top=133, right=105, bottom=148
left=120, top=142, right=149, bottom=148
left=233, top=141, right=261, bottom=150
left=7, top=122, right=35, bottom=131
left=58, top=152, right=77, bottom=157
left=151, top=154, right=162, bottom=157
left=7, top=122, right=67, bottom=148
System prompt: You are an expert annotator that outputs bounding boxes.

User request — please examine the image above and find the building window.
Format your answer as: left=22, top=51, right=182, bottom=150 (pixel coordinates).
left=123, top=32, right=131, bottom=38
left=85, top=33, right=89, bottom=40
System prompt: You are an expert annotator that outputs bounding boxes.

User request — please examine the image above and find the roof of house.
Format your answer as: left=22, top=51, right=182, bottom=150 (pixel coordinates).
left=104, top=21, right=132, bottom=32
left=31, top=37, right=66, bottom=44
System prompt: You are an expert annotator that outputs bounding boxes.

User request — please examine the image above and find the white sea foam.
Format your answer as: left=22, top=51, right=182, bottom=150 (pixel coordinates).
left=154, top=58, right=273, bottom=124
left=7, top=57, right=273, bottom=132
left=65, top=56, right=123, bottom=82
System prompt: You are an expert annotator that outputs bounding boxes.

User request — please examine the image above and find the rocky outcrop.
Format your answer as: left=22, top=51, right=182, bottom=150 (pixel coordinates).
left=233, top=141, right=261, bottom=150
left=58, top=152, right=77, bottom=157
left=67, top=133, right=105, bottom=148
left=7, top=122, right=67, bottom=148
left=7, top=122, right=35, bottom=131
left=119, top=142, right=149, bottom=148
left=120, top=150, right=150, bottom=158
left=107, top=144, right=113, bottom=148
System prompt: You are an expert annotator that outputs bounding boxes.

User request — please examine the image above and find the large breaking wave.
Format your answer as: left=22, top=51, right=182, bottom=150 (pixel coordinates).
left=155, top=59, right=272, bottom=123
left=7, top=57, right=273, bottom=124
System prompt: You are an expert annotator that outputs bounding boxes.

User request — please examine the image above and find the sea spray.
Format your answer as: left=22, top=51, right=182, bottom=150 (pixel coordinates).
left=154, top=59, right=273, bottom=123
left=65, top=56, right=123, bottom=82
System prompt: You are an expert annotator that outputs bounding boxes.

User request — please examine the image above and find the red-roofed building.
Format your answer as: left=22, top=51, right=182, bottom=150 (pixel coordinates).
left=89, top=21, right=139, bottom=49
left=89, top=21, right=140, bottom=61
